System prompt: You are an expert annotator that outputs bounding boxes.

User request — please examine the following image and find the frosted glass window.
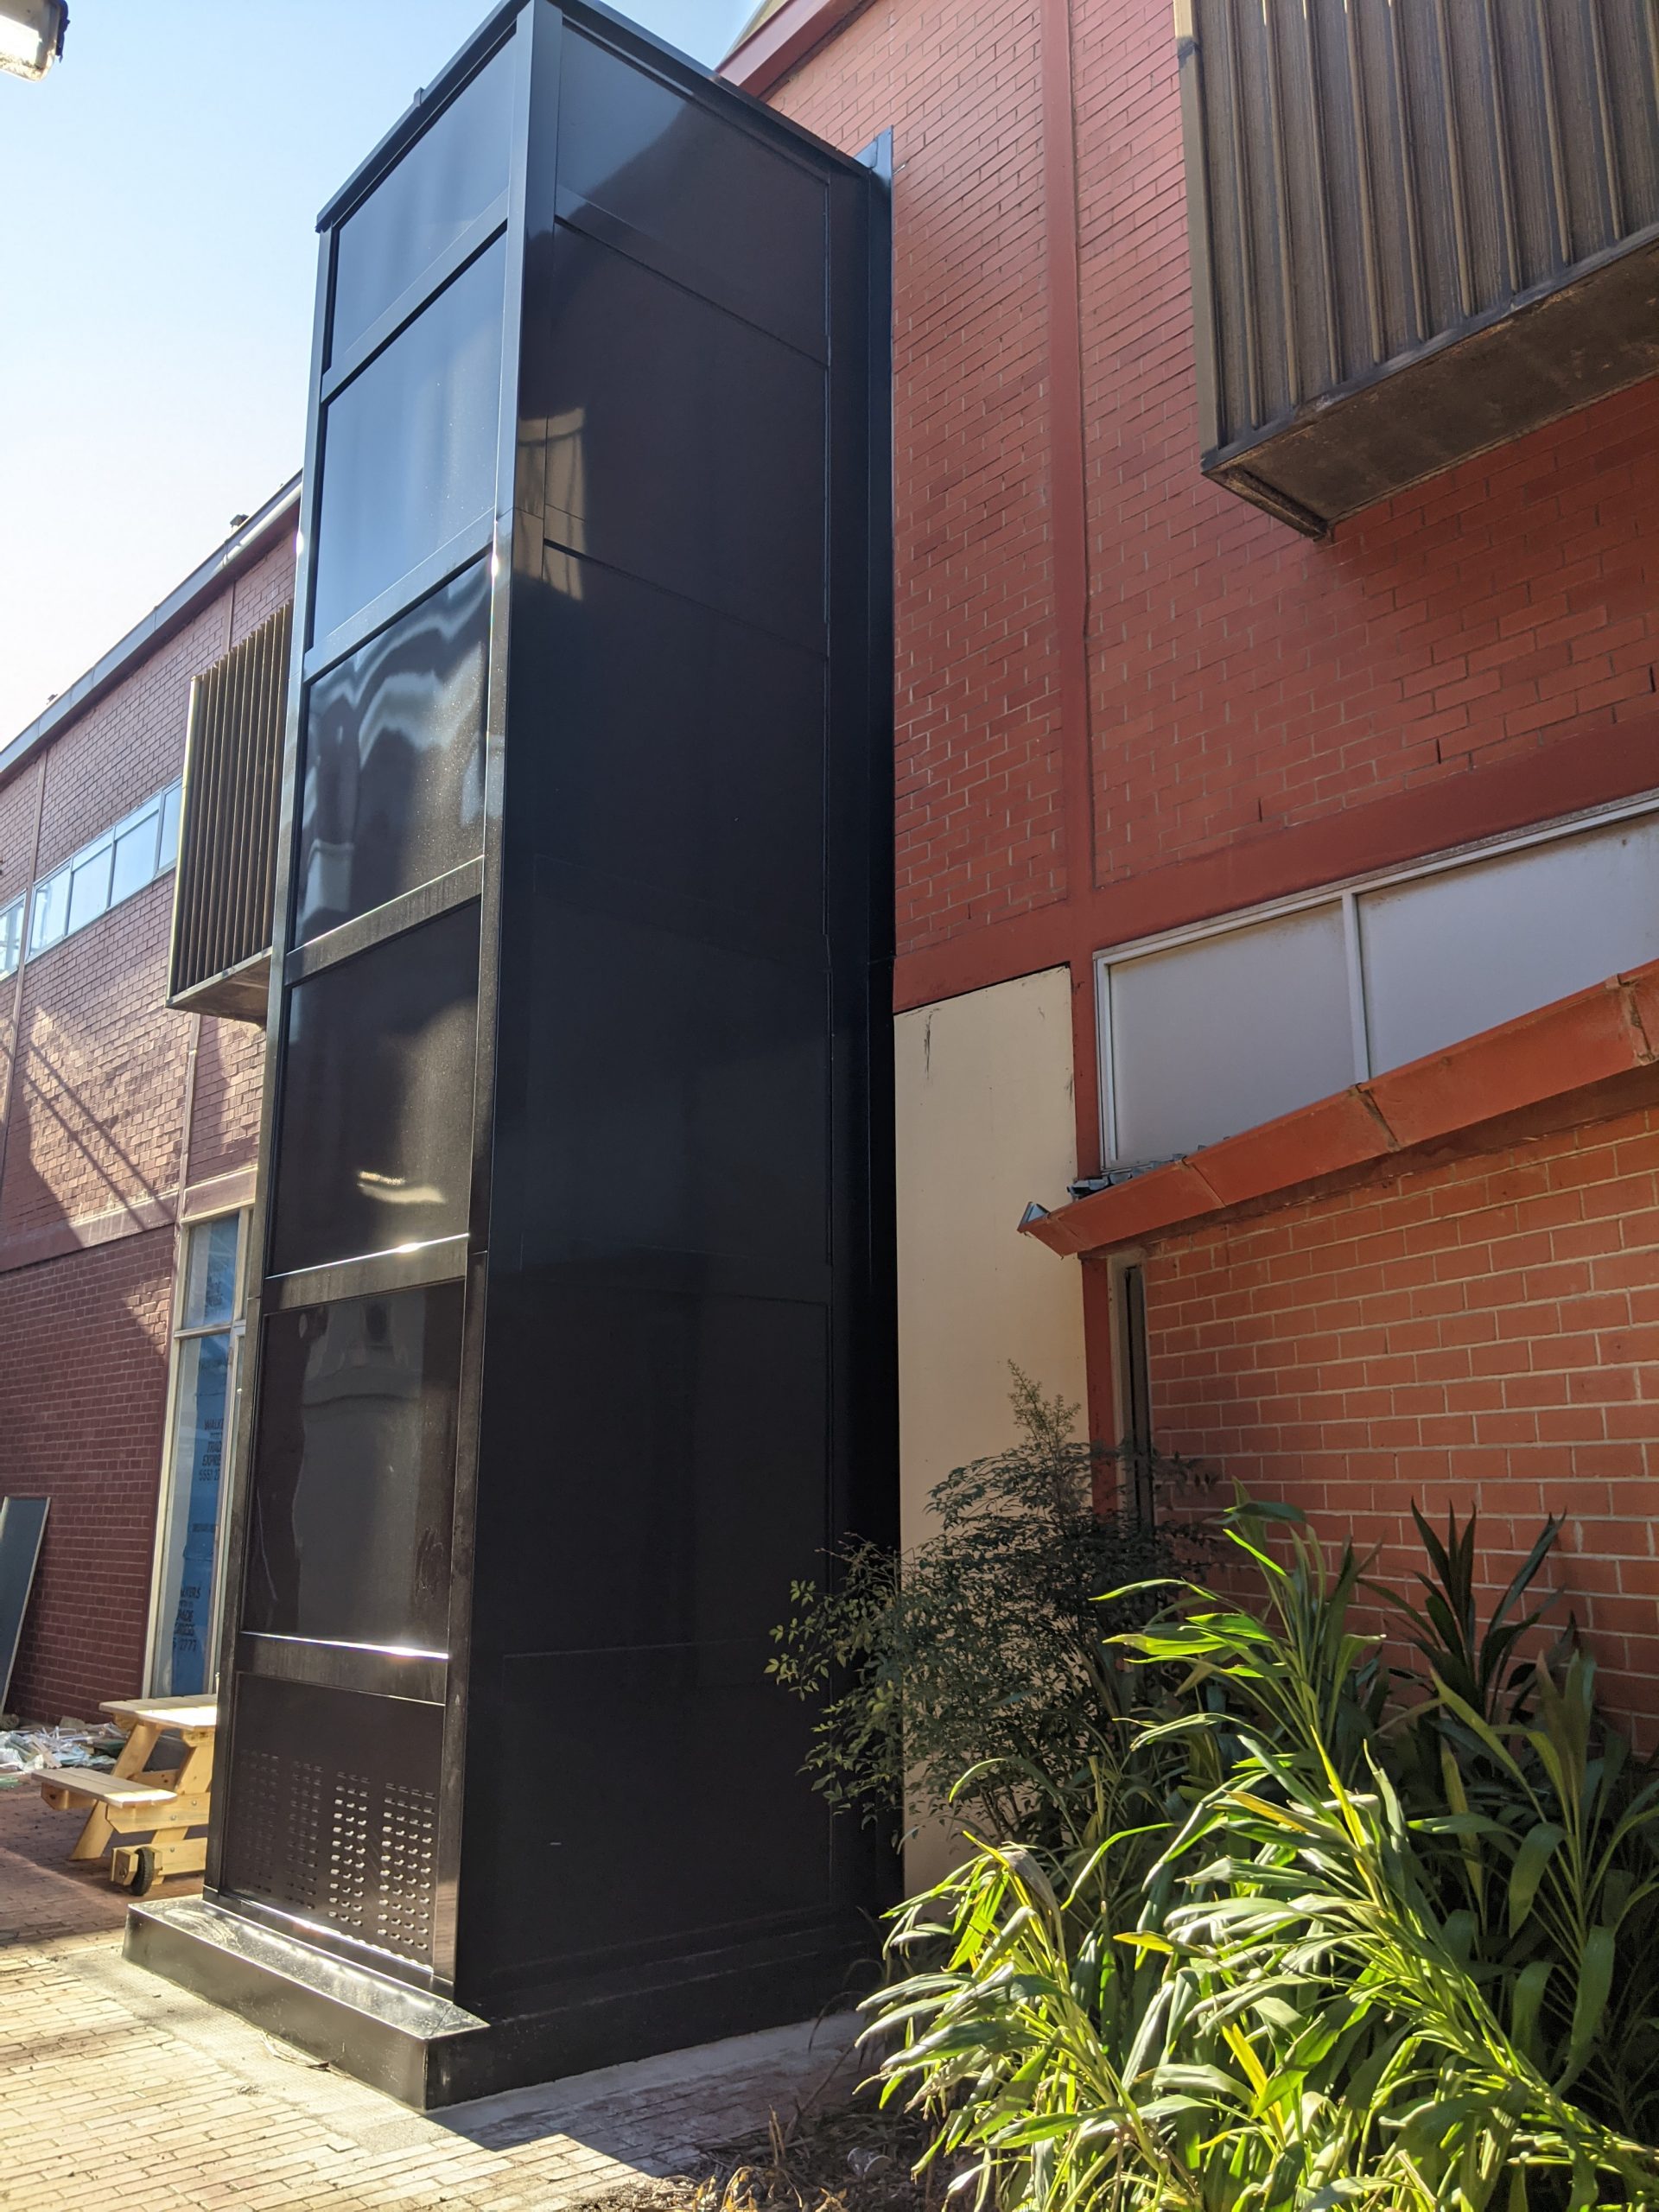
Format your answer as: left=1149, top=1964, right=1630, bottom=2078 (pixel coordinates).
left=331, top=41, right=514, bottom=364
left=311, top=238, right=505, bottom=646
left=1109, top=904, right=1354, bottom=1161
left=1359, top=815, right=1659, bottom=1073
left=0, top=899, right=21, bottom=979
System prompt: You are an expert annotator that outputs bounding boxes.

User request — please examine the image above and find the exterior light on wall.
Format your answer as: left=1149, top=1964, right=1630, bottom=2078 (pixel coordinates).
left=0, top=0, right=67, bottom=82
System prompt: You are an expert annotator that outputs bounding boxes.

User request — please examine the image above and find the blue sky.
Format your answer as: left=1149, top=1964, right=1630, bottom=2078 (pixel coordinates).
left=0, top=0, right=754, bottom=741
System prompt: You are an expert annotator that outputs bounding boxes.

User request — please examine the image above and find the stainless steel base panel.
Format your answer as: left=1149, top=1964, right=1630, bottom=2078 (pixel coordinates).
left=124, top=1898, right=487, bottom=2108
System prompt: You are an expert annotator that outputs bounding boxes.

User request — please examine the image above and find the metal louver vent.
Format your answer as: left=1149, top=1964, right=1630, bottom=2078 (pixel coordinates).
left=167, top=604, right=290, bottom=1022
left=1178, top=0, right=1659, bottom=533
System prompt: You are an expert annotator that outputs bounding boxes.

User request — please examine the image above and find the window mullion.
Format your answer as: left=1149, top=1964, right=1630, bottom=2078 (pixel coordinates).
left=1342, top=889, right=1370, bottom=1082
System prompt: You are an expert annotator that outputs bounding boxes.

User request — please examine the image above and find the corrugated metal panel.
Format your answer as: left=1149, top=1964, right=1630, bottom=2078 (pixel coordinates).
left=1178, top=0, right=1659, bottom=532
left=167, top=605, right=289, bottom=1022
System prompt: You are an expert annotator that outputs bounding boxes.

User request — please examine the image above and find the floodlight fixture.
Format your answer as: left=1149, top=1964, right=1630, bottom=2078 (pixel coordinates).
left=0, top=0, right=67, bottom=82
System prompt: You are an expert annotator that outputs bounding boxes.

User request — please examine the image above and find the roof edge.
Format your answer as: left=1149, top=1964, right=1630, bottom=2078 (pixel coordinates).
left=718, top=0, right=868, bottom=96
left=1023, top=957, right=1659, bottom=1257
left=0, top=476, right=302, bottom=791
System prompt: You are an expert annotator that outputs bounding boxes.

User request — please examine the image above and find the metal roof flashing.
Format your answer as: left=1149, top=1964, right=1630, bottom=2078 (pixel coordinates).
left=0, top=477, right=301, bottom=791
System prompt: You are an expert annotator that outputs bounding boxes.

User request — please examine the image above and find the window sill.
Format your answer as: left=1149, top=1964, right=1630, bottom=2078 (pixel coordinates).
left=1024, top=957, right=1659, bottom=1259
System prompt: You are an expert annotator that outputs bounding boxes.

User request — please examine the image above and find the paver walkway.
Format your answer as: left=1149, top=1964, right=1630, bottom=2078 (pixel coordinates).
left=0, top=1785, right=861, bottom=2211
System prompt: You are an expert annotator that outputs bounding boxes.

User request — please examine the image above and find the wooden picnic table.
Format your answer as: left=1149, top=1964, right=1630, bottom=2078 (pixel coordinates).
left=38, top=1694, right=216, bottom=1895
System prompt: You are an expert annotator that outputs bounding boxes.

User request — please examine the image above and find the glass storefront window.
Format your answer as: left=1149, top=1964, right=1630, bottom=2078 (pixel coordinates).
left=149, top=1214, right=246, bottom=1698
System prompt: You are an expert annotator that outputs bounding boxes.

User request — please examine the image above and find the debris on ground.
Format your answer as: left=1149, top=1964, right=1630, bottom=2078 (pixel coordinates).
left=0, top=1718, right=124, bottom=1783
left=697, top=2094, right=942, bottom=2212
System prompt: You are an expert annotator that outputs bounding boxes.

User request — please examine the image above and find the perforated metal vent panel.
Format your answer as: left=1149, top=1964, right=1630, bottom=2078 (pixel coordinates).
left=221, top=1675, right=442, bottom=1971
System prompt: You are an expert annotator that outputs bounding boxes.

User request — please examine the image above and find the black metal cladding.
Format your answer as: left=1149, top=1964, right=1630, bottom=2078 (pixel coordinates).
left=167, top=605, right=289, bottom=1022
left=174, top=0, right=895, bottom=2103
left=1179, top=0, right=1659, bottom=533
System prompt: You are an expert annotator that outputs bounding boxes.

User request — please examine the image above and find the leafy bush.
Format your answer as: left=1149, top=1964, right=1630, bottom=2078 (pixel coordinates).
left=866, top=1504, right=1659, bottom=2210
left=768, top=1371, right=1208, bottom=1848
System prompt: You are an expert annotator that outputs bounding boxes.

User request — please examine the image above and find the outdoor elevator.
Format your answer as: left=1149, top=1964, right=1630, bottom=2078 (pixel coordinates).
left=129, top=0, right=895, bottom=2106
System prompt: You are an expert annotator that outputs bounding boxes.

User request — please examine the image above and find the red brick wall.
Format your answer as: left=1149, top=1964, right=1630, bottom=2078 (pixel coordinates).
left=0, top=1230, right=175, bottom=1719
left=186, top=1018, right=264, bottom=1190
left=766, top=0, right=1070, bottom=954
left=0, top=523, right=292, bottom=1718
left=1073, top=0, right=1659, bottom=886
left=1147, top=1090, right=1659, bottom=1714
left=765, top=0, right=1659, bottom=1713
left=769, top=0, right=1659, bottom=961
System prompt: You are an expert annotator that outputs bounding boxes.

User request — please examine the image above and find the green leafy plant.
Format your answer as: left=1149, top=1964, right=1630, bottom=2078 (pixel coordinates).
left=768, top=1370, right=1209, bottom=1847
left=865, top=1504, right=1659, bottom=2210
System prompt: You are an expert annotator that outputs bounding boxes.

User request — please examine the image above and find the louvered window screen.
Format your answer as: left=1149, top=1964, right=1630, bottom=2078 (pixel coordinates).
left=168, top=604, right=289, bottom=1022
left=1179, top=0, right=1659, bottom=532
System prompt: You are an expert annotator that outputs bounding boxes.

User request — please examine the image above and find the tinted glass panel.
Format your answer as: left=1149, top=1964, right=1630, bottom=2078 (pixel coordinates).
left=556, top=31, right=826, bottom=356
left=331, top=41, right=514, bottom=364
left=296, top=561, right=489, bottom=943
left=312, top=238, right=505, bottom=646
left=524, top=230, right=824, bottom=649
left=1109, top=904, right=1354, bottom=1160
left=243, top=1281, right=461, bottom=1651
left=270, top=902, right=480, bottom=1274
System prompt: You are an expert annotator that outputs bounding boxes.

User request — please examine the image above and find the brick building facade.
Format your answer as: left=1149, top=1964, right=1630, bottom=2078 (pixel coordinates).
left=7, top=0, right=1658, bottom=1733
left=722, top=0, right=1659, bottom=1704
left=0, top=488, right=296, bottom=1719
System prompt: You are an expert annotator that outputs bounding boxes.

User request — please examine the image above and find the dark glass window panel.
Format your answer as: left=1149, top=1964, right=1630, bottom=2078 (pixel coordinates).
left=331, top=40, right=515, bottom=365
left=270, top=903, right=479, bottom=1274
left=312, top=239, right=505, bottom=647
left=243, top=1281, right=462, bottom=1653
left=556, top=31, right=826, bottom=356
left=296, top=561, right=489, bottom=944
left=523, top=230, right=825, bottom=650
left=524, top=554, right=823, bottom=939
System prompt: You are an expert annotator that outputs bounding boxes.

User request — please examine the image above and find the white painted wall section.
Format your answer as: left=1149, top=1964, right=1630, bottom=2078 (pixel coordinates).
left=893, top=966, right=1089, bottom=1554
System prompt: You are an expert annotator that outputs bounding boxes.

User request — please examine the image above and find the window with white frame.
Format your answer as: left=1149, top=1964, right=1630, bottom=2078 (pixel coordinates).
left=1096, top=803, right=1659, bottom=1165
left=0, top=896, right=22, bottom=982
left=28, top=780, right=181, bottom=960
left=148, top=1213, right=246, bottom=1698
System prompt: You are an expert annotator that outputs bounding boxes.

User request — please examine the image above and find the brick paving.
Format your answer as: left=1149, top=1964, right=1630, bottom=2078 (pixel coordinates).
left=0, top=1784, right=861, bottom=2211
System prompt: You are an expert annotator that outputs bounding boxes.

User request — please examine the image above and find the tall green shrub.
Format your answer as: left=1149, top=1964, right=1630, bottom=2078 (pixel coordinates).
left=768, top=1371, right=1206, bottom=1847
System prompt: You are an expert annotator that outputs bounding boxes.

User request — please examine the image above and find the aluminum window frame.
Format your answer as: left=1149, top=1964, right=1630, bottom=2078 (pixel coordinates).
left=1095, top=785, right=1659, bottom=1165
left=0, top=896, right=22, bottom=982
left=26, top=779, right=183, bottom=963
left=143, top=1210, right=251, bottom=1700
